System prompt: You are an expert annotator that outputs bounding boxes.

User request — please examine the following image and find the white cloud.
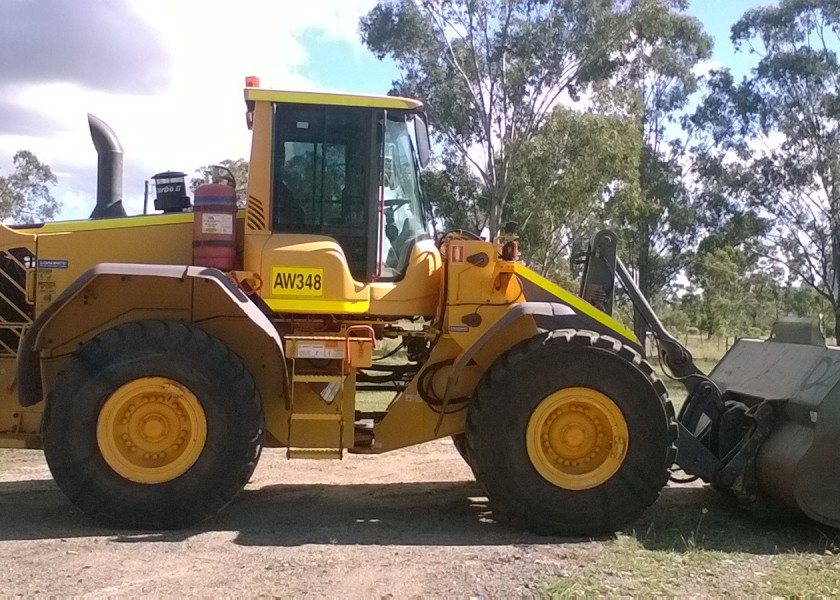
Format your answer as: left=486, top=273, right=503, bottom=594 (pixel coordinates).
left=693, top=59, right=726, bottom=78
left=0, top=0, right=381, bottom=220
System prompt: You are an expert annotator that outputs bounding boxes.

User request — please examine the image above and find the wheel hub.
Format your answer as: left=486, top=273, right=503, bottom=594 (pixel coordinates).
left=97, top=377, right=207, bottom=484
left=526, top=387, right=628, bottom=490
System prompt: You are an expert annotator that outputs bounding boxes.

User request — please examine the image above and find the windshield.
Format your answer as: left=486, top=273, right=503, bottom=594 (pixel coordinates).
left=378, top=114, right=428, bottom=279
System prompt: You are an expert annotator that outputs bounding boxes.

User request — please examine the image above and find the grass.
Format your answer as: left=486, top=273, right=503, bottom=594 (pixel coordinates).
left=356, top=338, right=408, bottom=413
left=645, top=334, right=735, bottom=410
left=538, top=333, right=840, bottom=596
left=540, top=505, right=840, bottom=596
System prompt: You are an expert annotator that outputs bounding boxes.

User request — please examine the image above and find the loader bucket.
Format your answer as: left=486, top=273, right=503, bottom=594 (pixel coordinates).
left=709, top=319, right=840, bottom=527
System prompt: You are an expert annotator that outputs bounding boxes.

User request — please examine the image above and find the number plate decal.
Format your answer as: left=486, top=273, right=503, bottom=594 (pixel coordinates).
left=270, top=267, right=325, bottom=297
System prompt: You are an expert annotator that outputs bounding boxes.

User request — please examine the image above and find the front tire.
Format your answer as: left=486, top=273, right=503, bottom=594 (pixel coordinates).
left=451, top=433, right=473, bottom=470
left=466, top=329, right=676, bottom=536
left=43, top=320, right=264, bottom=529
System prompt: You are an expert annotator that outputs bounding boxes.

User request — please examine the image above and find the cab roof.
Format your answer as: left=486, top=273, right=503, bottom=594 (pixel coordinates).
left=244, top=86, right=423, bottom=111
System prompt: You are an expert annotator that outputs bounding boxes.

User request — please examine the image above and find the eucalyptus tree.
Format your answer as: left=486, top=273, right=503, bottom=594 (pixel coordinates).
left=361, top=0, right=637, bottom=238
left=691, top=0, right=840, bottom=339
left=0, top=150, right=59, bottom=223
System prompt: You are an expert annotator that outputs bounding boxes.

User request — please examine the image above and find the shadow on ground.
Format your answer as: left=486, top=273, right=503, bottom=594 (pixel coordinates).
left=0, top=478, right=574, bottom=546
left=0, top=478, right=833, bottom=553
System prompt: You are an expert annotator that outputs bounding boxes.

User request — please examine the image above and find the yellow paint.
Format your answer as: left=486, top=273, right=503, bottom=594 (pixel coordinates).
left=244, top=88, right=423, bottom=110
left=526, top=387, right=628, bottom=490
left=270, top=266, right=325, bottom=297
left=368, top=239, right=443, bottom=317
left=33, top=219, right=194, bottom=315
left=257, top=234, right=369, bottom=313
left=244, top=101, right=274, bottom=233
left=96, top=377, right=207, bottom=484
left=23, top=212, right=194, bottom=233
left=514, top=263, right=638, bottom=343
left=264, top=297, right=370, bottom=314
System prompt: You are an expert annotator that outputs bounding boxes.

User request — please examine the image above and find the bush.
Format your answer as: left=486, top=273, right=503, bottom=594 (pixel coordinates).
left=661, top=309, right=690, bottom=333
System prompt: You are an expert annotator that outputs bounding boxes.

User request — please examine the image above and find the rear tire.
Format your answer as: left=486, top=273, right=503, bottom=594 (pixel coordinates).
left=466, top=329, right=676, bottom=536
left=43, top=320, right=264, bottom=529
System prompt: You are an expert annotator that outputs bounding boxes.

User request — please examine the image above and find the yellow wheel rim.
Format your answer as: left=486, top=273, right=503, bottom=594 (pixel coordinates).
left=526, top=387, right=628, bottom=490
left=97, top=377, right=207, bottom=484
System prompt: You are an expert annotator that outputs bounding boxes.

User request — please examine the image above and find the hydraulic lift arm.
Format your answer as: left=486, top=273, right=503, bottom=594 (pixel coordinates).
left=579, top=230, right=727, bottom=480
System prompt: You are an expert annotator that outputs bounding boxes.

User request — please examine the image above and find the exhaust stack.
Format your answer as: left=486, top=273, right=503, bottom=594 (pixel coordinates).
left=87, top=114, right=127, bottom=219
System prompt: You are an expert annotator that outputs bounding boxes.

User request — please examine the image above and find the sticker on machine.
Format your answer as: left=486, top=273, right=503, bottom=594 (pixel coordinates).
left=297, top=341, right=345, bottom=360
left=450, top=244, right=465, bottom=263
left=202, top=213, right=233, bottom=235
left=38, top=259, right=68, bottom=269
left=271, top=266, right=324, bottom=297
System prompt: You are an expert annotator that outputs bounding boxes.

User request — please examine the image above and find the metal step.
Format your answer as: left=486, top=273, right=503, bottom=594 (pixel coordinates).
left=293, top=373, right=345, bottom=383
left=286, top=448, right=342, bottom=459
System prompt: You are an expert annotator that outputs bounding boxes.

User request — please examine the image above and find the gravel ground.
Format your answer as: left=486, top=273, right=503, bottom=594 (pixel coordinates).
left=0, top=441, right=589, bottom=596
left=0, top=441, right=835, bottom=597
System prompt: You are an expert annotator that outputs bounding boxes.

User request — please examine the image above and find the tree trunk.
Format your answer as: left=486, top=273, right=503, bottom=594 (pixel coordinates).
left=834, top=306, right=840, bottom=344
left=831, top=195, right=840, bottom=342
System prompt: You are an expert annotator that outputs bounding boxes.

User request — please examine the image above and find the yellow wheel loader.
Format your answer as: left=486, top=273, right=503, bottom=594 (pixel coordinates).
left=0, top=78, right=835, bottom=535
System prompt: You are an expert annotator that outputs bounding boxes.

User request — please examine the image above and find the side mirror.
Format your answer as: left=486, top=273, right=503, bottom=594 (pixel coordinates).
left=414, top=113, right=431, bottom=168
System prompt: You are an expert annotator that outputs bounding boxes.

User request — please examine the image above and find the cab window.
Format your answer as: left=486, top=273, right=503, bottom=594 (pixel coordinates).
left=377, top=113, right=429, bottom=279
left=272, top=104, right=376, bottom=280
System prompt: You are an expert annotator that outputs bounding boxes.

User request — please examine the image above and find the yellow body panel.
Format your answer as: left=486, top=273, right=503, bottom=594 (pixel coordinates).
left=244, top=88, right=423, bottom=111
left=514, top=262, right=638, bottom=344
left=253, top=234, right=370, bottom=314
left=244, top=101, right=273, bottom=233
left=33, top=217, right=193, bottom=314
left=368, top=239, right=442, bottom=317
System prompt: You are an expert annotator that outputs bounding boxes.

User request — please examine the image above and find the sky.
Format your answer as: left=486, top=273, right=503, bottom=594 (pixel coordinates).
left=0, top=0, right=775, bottom=221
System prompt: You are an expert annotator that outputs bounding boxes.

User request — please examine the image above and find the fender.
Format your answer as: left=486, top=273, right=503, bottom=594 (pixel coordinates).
left=17, top=263, right=289, bottom=441
left=442, top=301, right=642, bottom=404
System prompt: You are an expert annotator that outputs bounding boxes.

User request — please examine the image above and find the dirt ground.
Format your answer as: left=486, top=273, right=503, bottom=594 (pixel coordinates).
left=1, top=440, right=838, bottom=597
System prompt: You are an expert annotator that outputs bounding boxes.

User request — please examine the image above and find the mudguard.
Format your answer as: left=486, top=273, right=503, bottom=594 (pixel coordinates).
left=442, top=300, right=640, bottom=403
left=18, top=263, right=288, bottom=413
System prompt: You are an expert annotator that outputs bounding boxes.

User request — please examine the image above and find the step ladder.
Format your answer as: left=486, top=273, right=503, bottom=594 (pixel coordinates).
left=284, top=327, right=375, bottom=459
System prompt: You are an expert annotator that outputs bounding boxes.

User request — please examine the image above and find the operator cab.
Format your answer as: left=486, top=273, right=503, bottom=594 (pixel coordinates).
left=243, top=81, right=440, bottom=317
left=262, top=89, right=430, bottom=281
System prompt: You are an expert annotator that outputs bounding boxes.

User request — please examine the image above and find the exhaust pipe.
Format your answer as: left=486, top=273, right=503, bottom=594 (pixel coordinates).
left=87, top=114, right=127, bottom=219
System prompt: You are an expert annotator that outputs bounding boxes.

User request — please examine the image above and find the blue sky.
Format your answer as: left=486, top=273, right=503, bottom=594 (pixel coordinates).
left=298, top=1, right=771, bottom=93
left=0, top=0, right=774, bottom=221
left=688, top=0, right=770, bottom=77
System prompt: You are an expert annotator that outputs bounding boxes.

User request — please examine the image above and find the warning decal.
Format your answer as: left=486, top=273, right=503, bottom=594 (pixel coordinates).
left=202, top=213, right=233, bottom=235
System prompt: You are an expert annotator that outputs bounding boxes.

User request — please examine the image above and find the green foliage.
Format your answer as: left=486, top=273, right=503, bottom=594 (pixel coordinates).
left=508, top=107, right=641, bottom=279
left=420, top=152, right=487, bottom=234
left=361, top=0, right=634, bottom=237
left=592, top=0, right=713, bottom=341
left=690, top=0, right=840, bottom=338
left=191, top=158, right=249, bottom=207
left=659, top=306, right=689, bottom=332
left=0, top=150, right=59, bottom=224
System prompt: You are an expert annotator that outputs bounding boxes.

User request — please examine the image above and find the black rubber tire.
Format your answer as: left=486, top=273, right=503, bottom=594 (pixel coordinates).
left=451, top=433, right=472, bottom=470
left=466, top=329, right=676, bottom=536
left=43, top=320, right=264, bottom=529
